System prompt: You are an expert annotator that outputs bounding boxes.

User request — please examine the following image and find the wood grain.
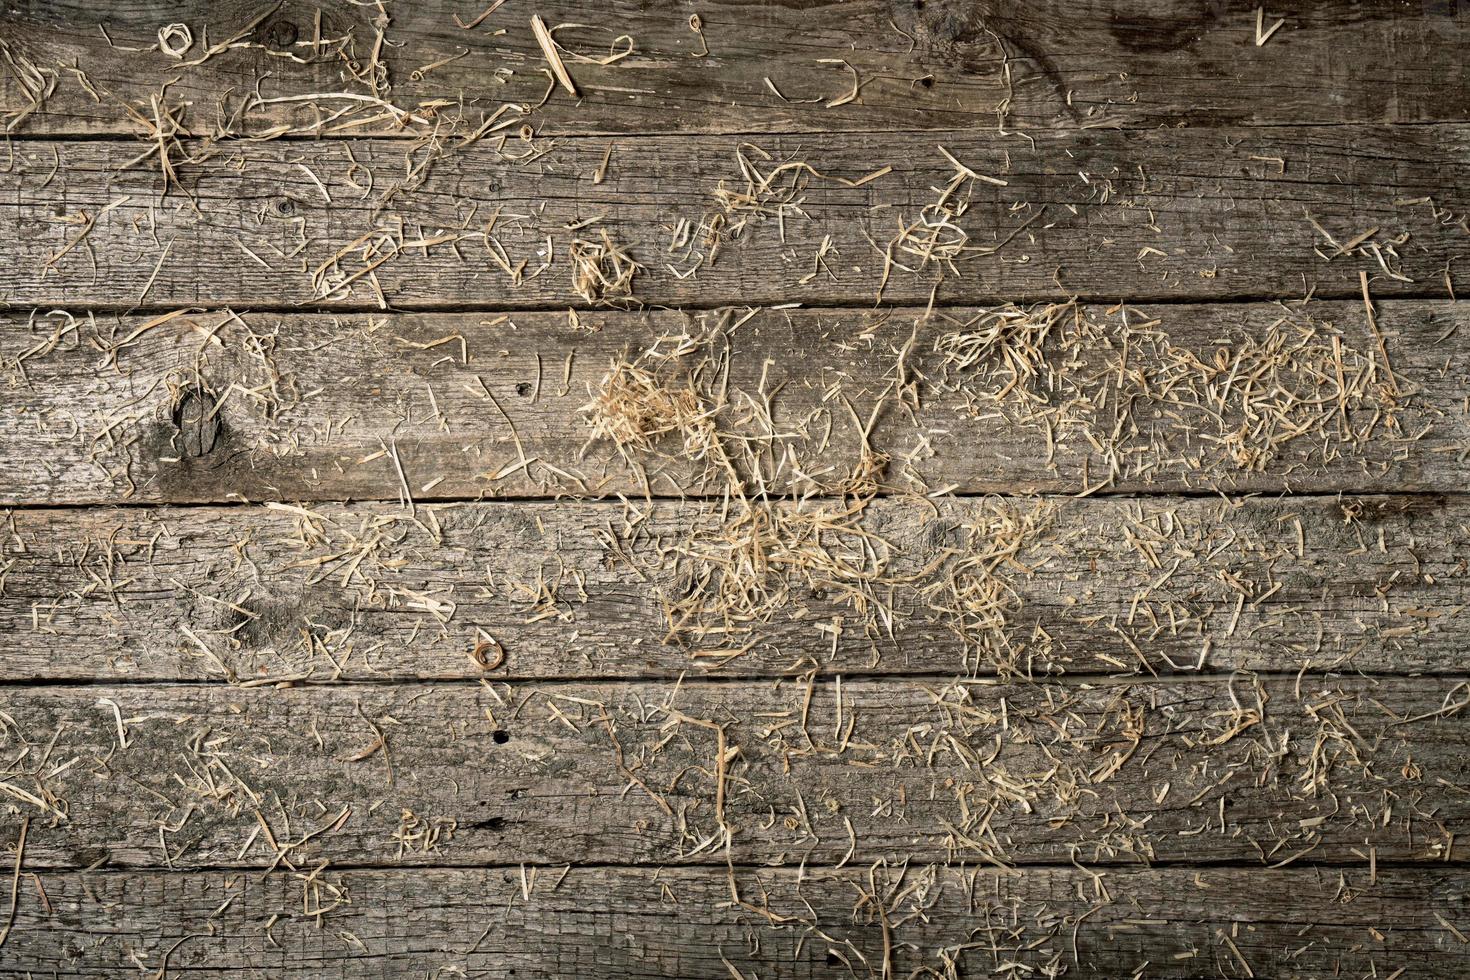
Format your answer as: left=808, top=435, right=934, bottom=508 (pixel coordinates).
left=5, top=674, right=1468, bottom=872
left=1, top=127, right=1465, bottom=312
left=11, top=863, right=1470, bottom=980
left=2, top=1, right=1466, bottom=138
left=2, top=6, right=1467, bottom=977
left=6, top=864, right=1468, bottom=978
left=5, top=300, right=1466, bottom=505
left=3, top=494, right=1466, bottom=683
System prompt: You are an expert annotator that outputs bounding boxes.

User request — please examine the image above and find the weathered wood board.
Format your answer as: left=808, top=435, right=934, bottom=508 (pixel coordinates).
left=2, top=865, right=1468, bottom=978
left=4, top=300, right=1465, bottom=504
left=1, top=128, right=1464, bottom=312
left=3, top=494, right=1466, bottom=683
left=2, top=1, right=1467, bottom=137
left=4, top=674, right=1466, bottom=869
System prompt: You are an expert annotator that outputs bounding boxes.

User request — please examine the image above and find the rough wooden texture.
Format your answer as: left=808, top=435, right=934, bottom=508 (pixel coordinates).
left=2, top=5, right=1467, bottom=978
left=3, top=494, right=1467, bottom=683
left=4, top=674, right=1467, bottom=871
left=5, top=300, right=1466, bottom=504
left=2, top=1, right=1467, bottom=138
left=1, top=128, right=1465, bottom=312
left=5, top=864, right=1468, bottom=978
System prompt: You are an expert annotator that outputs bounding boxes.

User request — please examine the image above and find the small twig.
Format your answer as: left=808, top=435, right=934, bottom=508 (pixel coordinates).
left=531, top=16, right=578, bottom=96
left=1255, top=7, right=1286, bottom=46
left=0, top=817, right=28, bottom=950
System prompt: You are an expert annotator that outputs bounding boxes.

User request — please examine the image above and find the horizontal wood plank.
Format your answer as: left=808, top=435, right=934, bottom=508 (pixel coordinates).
left=4, top=300, right=1466, bottom=504
left=1, top=1, right=1466, bottom=137
left=3, top=864, right=1468, bottom=978
left=1, top=128, right=1465, bottom=311
left=4, top=674, right=1466, bottom=870
left=3, top=494, right=1466, bottom=682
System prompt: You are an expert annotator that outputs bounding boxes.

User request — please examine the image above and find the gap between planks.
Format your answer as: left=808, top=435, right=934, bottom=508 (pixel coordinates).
left=3, top=487, right=1461, bottom=513
left=4, top=119, right=1470, bottom=146
left=5, top=667, right=1468, bottom=691
left=6, top=289, right=1461, bottom=318
left=34, top=855, right=1464, bottom=875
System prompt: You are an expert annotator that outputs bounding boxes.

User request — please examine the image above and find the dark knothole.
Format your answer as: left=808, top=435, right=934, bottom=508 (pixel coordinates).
left=171, top=386, right=221, bottom=458
left=261, top=17, right=299, bottom=50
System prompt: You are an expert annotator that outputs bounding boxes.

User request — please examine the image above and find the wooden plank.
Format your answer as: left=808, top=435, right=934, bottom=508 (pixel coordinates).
left=3, top=864, right=1468, bottom=978
left=3, top=674, right=1466, bottom=870
left=4, top=300, right=1466, bottom=504
left=4, top=493, right=1467, bottom=683
left=2, top=2, right=1466, bottom=137
left=9, top=863, right=1470, bottom=979
left=1, top=128, right=1465, bottom=312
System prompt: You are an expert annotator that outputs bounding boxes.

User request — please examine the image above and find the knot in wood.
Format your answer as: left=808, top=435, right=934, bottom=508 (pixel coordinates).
left=171, top=387, right=220, bottom=458
left=260, top=17, right=299, bottom=50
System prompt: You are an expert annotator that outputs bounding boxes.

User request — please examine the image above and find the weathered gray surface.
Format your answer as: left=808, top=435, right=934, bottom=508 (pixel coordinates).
left=3, top=674, right=1467, bottom=869
left=3, top=3, right=1468, bottom=977
left=3, top=300, right=1468, bottom=503
left=2, top=864, right=1468, bottom=978
left=3, top=494, right=1467, bottom=682
left=1, top=128, right=1465, bottom=312
left=2, top=0, right=1466, bottom=137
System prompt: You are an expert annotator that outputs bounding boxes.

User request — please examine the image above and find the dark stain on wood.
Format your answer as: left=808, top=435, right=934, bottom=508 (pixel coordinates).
left=1108, top=4, right=1222, bottom=53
